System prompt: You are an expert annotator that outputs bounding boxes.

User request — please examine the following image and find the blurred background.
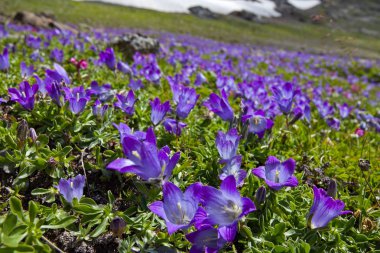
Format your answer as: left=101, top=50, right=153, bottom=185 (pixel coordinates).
left=1, top=0, right=379, bottom=58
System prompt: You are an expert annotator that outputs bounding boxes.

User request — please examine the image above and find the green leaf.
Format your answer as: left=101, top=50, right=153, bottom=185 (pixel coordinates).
left=10, top=197, right=24, bottom=221
left=28, top=201, right=39, bottom=224
left=41, top=216, right=77, bottom=229
left=2, top=213, right=18, bottom=235
left=90, top=217, right=109, bottom=237
left=73, top=204, right=103, bottom=215
left=31, top=188, right=51, bottom=195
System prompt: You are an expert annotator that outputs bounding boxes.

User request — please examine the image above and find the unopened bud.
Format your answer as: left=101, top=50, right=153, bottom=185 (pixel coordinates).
left=255, top=186, right=266, bottom=205
left=327, top=179, right=337, bottom=198
left=29, top=128, right=38, bottom=143
left=17, top=119, right=29, bottom=148
left=110, top=217, right=126, bottom=238
left=358, top=159, right=370, bottom=171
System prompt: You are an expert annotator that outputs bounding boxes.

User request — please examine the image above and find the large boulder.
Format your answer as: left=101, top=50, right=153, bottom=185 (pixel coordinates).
left=188, top=6, right=218, bottom=19
left=109, top=33, right=160, bottom=60
left=13, top=11, right=77, bottom=33
left=229, top=10, right=259, bottom=21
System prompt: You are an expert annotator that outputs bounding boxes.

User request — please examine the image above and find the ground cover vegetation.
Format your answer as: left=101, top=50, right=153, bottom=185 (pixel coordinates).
left=0, top=18, right=379, bottom=253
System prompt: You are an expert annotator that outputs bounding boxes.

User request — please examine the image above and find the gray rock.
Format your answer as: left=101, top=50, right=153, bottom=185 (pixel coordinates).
left=229, top=10, right=258, bottom=21
left=188, top=6, right=218, bottom=19
left=109, top=33, right=160, bottom=60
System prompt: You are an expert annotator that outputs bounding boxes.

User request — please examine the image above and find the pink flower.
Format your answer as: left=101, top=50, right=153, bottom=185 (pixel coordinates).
left=355, top=128, right=365, bottom=137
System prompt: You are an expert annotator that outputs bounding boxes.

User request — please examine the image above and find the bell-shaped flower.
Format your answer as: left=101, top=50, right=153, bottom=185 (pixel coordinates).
left=326, top=117, right=340, bottom=130
left=113, top=122, right=146, bottom=142
left=56, top=174, right=85, bottom=204
left=8, top=81, right=39, bottom=111
left=50, top=48, right=64, bottom=63
left=252, top=156, right=298, bottom=191
left=220, top=155, right=246, bottom=187
left=316, top=100, right=334, bottom=119
left=149, top=182, right=202, bottom=234
left=92, top=100, right=109, bottom=118
left=0, top=48, right=9, bottom=71
left=46, top=81, right=63, bottom=106
left=86, top=81, right=114, bottom=102
left=20, top=62, right=34, bottom=78
left=203, top=90, right=234, bottom=122
left=114, top=90, right=136, bottom=116
left=307, top=186, right=352, bottom=230
left=150, top=97, right=170, bottom=125
left=186, top=225, right=226, bottom=253
left=63, top=86, right=89, bottom=114
left=99, top=47, right=116, bottom=70
left=107, top=128, right=180, bottom=182
left=200, top=176, right=256, bottom=242
left=337, top=103, right=352, bottom=119
left=171, top=84, right=199, bottom=119
left=272, top=82, right=295, bottom=114
left=215, top=128, right=240, bottom=163
left=242, top=110, right=273, bottom=138
left=163, top=118, right=187, bottom=136
left=46, top=63, right=71, bottom=85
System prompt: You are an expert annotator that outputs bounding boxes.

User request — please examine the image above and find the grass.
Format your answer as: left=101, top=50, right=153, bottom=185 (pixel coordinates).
left=1, top=0, right=380, bottom=58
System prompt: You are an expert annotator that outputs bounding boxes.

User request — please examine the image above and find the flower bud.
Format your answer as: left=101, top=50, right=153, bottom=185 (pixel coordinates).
left=29, top=128, right=38, bottom=143
left=110, top=217, right=126, bottom=238
left=255, top=186, right=266, bottom=205
left=17, top=119, right=29, bottom=148
left=327, top=179, right=337, bottom=199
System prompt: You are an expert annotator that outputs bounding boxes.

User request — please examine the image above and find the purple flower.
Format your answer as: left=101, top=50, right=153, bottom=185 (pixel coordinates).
left=307, top=186, right=352, bottom=229
left=0, top=48, right=9, bottom=71
left=56, top=174, right=85, bottom=204
left=117, top=61, right=132, bottom=74
left=107, top=128, right=180, bottom=182
left=194, top=72, right=207, bottom=86
left=163, top=118, right=187, bottom=136
left=337, top=103, right=352, bottom=119
left=204, top=90, right=234, bottom=122
left=171, top=84, right=199, bottom=119
left=92, top=100, right=109, bottom=118
left=242, top=110, right=273, bottom=138
left=215, top=128, right=240, bottom=162
left=46, top=63, right=71, bottom=85
left=316, top=100, right=334, bottom=119
left=64, top=86, right=89, bottom=114
left=129, top=78, right=144, bottom=90
left=220, top=155, right=246, bottom=187
left=326, top=117, right=340, bottom=130
left=113, top=122, right=146, bottom=142
left=200, top=176, right=256, bottom=242
left=186, top=225, right=226, bottom=253
left=149, top=182, right=202, bottom=234
left=142, top=63, right=161, bottom=83
left=99, top=48, right=116, bottom=70
left=46, top=82, right=63, bottom=106
left=50, top=48, right=64, bottom=63
left=25, top=35, right=41, bottom=49
left=20, top=62, right=34, bottom=78
left=150, top=97, right=170, bottom=125
left=8, top=81, right=39, bottom=111
left=272, top=82, right=295, bottom=114
left=252, top=156, right=298, bottom=191
left=86, top=81, right=114, bottom=102
left=114, top=90, right=136, bottom=115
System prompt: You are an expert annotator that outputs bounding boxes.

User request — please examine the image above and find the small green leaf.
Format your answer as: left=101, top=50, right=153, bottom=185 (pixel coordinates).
left=31, top=188, right=51, bottom=195
left=28, top=201, right=39, bottom=224
left=41, top=216, right=77, bottom=229
left=90, top=217, right=109, bottom=237
left=10, top=197, right=24, bottom=221
left=3, top=213, right=18, bottom=235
